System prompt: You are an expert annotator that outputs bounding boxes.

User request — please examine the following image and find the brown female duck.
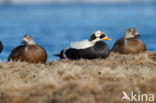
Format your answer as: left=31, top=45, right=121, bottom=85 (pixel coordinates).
left=8, top=35, right=47, bottom=63
left=112, top=28, right=146, bottom=54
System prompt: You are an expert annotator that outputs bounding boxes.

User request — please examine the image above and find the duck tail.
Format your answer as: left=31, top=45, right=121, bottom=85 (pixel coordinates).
left=54, top=53, right=64, bottom=59
left=54, top=50, right=65, bottom=59
left=54, top=54, right=61, bottom=57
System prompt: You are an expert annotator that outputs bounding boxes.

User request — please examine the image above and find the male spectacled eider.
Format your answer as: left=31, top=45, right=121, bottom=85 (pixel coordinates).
left=8, top=35, right=47, bottom=63
left=111, top=28, right=146, bottom=54
left=0, top=41, right=3, bottom=54
left=55, top=30, right=112, bottom=60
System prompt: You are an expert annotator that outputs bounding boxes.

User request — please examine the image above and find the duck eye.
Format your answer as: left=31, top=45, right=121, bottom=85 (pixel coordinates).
left=100, top=34, right=106, bottom=39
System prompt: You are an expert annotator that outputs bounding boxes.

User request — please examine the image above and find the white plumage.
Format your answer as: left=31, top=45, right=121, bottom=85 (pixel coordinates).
left=70, top=40, right=94, bottom=49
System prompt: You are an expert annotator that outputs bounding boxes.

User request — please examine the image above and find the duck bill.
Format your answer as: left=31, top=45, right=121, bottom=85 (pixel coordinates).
left=136, top=34, right=141, bottom=38
left=103, top=37, right=112, bottom=41
left=135, top=31, right=141, bottom=37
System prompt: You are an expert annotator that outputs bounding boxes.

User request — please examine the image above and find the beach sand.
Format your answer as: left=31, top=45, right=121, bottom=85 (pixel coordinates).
left=0, top=52, right=156, bottom=103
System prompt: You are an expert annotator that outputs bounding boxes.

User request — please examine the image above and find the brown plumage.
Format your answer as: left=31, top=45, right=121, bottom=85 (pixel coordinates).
left=8, top=35, right=47, bottom=63
left=112, top=28, right=146, bottom=54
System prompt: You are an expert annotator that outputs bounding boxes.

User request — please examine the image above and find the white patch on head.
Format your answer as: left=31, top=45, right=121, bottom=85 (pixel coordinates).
left=23, top=38, right=29, bottom=42
left=70, top=40, right=95, bottom=49
left=23, top=37, right=35, bottom=45
left=125, top=31, right=135, bottom=39
left=95, top=30, right=102, bottom=37
left=124, top=28, right=138, bottom=39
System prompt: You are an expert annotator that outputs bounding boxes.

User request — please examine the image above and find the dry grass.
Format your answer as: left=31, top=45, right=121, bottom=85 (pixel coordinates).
left=0, top=52, right=156, bottom=103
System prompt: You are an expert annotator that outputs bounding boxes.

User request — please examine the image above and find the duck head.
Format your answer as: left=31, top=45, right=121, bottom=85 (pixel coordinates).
left=90, top=30, right=112, bottom=42
left=124, top=28, right=141, bottom=39
left=21, top=35, right=35, bottom=45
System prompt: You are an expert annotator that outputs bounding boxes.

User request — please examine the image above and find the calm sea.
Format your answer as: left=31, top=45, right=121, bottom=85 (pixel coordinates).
left=0, top=2, right=156, bottom=62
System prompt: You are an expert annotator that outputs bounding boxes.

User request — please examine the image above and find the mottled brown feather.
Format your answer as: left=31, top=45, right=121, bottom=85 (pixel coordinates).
left=8, top=45, right=47, bottom=63
left=112, top=38, right=146, bottom=54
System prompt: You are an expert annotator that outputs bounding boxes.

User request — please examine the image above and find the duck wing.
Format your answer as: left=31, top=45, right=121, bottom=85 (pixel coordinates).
left=64, top=41, right=110, bottom=60
left=8, top=45, right=25, bottom=62
left=70, top=40, right=93, bottom=49
left=111, top=38, right=124, bottom=52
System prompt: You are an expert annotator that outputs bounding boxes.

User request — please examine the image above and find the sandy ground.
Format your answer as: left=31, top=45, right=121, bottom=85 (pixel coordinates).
left=0, top=52, right=156, bottom=103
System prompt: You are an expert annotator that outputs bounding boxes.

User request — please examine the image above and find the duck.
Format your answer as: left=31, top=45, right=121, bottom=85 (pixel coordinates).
left=55, top=30, right=112, bottom=60
left=0, top=41, right=3, bottom=54
left=8, top=35, right=47, bottom=63
left=111, top=28, right=146, bottom=54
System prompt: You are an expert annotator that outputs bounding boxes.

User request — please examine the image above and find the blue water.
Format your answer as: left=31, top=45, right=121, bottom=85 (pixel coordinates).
left=0, top=3, right=156, bottom=62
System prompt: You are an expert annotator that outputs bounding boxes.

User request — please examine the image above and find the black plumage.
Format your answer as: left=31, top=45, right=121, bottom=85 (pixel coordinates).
left=56, top=41, right=110, bottom=60
left=0, top=41, right=3, bottom=53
